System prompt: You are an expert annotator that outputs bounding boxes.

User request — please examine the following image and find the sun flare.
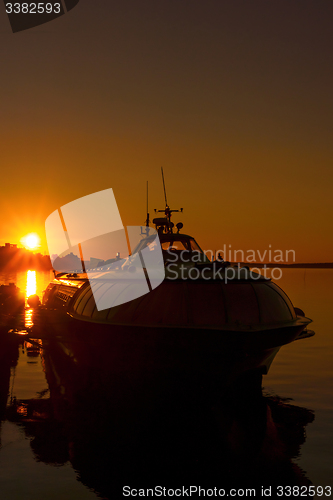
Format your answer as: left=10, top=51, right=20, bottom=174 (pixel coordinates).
left=21, top=233, right=40, bottom=250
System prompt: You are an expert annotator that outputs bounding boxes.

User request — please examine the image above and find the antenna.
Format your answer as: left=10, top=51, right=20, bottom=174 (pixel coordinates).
left=161, top=167, right=168, bottom=207
left=145, top=181, right=150, bottom=227
left=153, top=168, right=183, bottom=234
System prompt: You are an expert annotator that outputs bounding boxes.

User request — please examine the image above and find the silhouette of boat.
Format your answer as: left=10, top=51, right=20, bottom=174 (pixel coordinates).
left=30, top=176, right=314, bottom=389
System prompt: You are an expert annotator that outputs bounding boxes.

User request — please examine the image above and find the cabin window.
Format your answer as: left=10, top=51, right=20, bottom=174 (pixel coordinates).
left=269, top=282, right=296, bottom=319
left=254, top=283, right=294, bottom=324
left=92, top=307, right=110, bottom=321
left=81, top=294, right=97, bottom=317
left=224, top=283, right=260, bottom=325
left=169, top=241, right=188, bottom=251
left=187, top=283, right=227, bottom=326
left=73, top=282, right=104, bottom=315
left=188, top=239, right=202, bottom=252
left=72, top=286, right=91, bottom=313
left=75, top=289, right=92, bottom=315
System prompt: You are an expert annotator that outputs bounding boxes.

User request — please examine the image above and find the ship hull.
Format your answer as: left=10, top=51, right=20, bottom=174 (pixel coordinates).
left=30, top=274, right=312, bottom=390
left=33, top=307, right=309, bottom=389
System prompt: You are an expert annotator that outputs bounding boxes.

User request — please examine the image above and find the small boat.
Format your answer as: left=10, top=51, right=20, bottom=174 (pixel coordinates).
left=32, top=175, right=314, bottom=390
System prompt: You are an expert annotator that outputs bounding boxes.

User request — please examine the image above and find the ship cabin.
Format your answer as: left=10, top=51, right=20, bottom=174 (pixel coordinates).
left=132, top=230, right=211, bottom=265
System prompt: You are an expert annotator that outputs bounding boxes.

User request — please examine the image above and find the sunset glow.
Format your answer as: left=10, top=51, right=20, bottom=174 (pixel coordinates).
left=21, top=233, right=40, bottom=251
left=1, top=3, right=332, bottom=264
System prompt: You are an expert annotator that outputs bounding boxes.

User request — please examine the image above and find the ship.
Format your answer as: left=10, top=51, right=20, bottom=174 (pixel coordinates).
left=28, top=173, right=314, bottom=392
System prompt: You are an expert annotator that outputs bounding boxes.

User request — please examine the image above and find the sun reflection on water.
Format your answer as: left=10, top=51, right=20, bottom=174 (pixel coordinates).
left=26, top=270, right=37, bottom=297
left=25, top=270, right=36, bottom=328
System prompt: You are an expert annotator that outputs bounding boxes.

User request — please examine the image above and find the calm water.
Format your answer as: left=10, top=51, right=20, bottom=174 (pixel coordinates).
left=0, top=269, right=332, bottom=498
left=263, top=269, right=333, bottom=489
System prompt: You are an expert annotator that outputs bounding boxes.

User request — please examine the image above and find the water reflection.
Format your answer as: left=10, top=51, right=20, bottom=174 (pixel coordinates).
left=0, top=336, right=20, bottom=430
left=0, top=270, right=51, bottom=331
left=3, top=337, right=315, bottom=498
left=26, top=270, right=37, bottom=298
left=1, top=269, right=328, bottom=497
left=25, top=270, right=36, bottom=328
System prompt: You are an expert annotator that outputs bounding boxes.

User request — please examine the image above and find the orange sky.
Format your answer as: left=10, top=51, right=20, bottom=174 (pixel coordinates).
left=0, top=1, right=332, bottom=262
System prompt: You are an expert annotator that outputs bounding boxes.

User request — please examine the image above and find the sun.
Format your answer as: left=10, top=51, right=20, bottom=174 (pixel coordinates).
left=21, top=233, right=41, bottom=250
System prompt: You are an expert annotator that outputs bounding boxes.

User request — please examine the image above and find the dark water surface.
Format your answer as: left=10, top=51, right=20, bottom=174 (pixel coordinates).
left=0, top=269, right=332, bottom=499
left=263, top=269, right=333, bottom=490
